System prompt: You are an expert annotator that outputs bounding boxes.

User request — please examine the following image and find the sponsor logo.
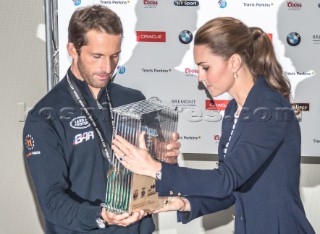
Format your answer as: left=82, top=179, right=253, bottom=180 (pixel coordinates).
left=25, top=134, right=35, bottom=150
left=141, top=188, right=146, bottom=198
left=100, top=0, right=129, bottom=4
left=313, top=35, right=320, bottom=44
left=179, top=135, right=201, bottom=140
left=184, top=68, right=198, bottom=77
left=25, top=151, right=41, bottom=158
left=141, top=126, right=158, bottom=137
left=213, top=134, right=221, bottom=142
left=117, top=66, right=126, bottom=74
left=70, top=116, right=90, bottom=129
left=72, top=0, right=81, bottom=6
left=24, top=134, right=41, bottom=157
left=148, top=184, right=157, bottom=196
left=133, top=190, right=139, bottom=200
left=218, top=0, right=227, bottom=8
left=136, top=31, right=166, bottom=42
left=171, top=99, right=196, bottom=106
left=205, top=100, right=230, bottom=111
left=243, top=2, right=273, bottom=7
left=174, top=1, right=199, bottom=6
left=284, top=71, right=316, bottom=76
left=144, top=0, right=158, bottom=8
left=73, top=131, right=94, bottom=145
left=287, top=32, right=301, bottom=46
left=292, top=103, right=309, bottom=112
left=179, top=30, right=193, bottom=44
left=287, top=1, right=302, bottom=10
left=141, top=68, right=171, bottom=73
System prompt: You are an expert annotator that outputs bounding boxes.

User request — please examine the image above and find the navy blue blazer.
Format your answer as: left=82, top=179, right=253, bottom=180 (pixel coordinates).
left=156, top=77, right=315, bottom=234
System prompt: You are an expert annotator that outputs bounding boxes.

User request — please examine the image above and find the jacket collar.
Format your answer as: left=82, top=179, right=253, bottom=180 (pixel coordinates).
left=220, top=76, right=268, bottom=159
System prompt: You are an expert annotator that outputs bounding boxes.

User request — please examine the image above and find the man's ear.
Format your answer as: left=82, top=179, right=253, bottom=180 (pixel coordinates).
left=230, top=54, right=242, bottom=73
left=67, top=43, right=78, bottom=60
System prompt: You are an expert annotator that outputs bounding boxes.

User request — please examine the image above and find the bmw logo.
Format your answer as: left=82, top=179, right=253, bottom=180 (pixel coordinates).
left=179, top=30, right=193, bottom=44
left=286, top=32, right=301, bottom=46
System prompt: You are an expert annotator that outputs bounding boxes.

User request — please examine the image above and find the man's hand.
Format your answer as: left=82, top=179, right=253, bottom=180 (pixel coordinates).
left=165, top=132, right=181, bottom=164
left=101, top=208, right=146, bottom=227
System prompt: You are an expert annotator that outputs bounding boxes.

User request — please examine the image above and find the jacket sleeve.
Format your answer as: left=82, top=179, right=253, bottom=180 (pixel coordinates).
left=23, top=115, right=101, bottom=232
left=156, top=98, right=292, bottom=198
left=177, top=195, right=235, bottom=223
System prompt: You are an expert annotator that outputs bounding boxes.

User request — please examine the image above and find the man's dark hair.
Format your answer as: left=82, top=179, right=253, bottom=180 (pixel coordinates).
left=68, top=5, right=123, bottom=54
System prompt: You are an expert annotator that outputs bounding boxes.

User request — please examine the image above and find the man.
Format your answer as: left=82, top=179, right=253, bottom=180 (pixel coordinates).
left=23, top=5, right=180, bottom=233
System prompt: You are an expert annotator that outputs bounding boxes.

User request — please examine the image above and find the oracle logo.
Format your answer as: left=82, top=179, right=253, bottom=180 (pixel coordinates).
left=136, top=31, right=166, bottom=42
left=205, top=100, right=230, bottom=111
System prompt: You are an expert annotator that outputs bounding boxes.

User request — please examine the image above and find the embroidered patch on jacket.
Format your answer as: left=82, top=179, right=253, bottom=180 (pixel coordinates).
left=73, top=131, right=95, bottom=145
left=24, top=134, right=41, bottom=157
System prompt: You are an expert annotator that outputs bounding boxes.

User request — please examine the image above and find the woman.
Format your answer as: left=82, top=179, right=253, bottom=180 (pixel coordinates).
left=112, top=17, right=315, bottom=234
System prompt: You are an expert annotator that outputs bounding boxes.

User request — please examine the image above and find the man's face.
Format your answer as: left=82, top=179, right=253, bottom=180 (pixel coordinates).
left=69, top=30, right=122, bottom=97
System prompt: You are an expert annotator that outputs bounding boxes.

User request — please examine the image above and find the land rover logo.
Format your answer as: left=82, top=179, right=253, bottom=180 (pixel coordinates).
left=70, top=116, right=91, bottom=129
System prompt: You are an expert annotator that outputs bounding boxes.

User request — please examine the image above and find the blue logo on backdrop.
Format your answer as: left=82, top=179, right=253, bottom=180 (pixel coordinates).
left=218, top=0, right=227, bottom=8
left=117, top=66, right=126, bottom=74
left=286, top=32, right=301, bottom=46
left=73, top=0, right=81, bottom=6
left=179, top=30, right=193, bottom=44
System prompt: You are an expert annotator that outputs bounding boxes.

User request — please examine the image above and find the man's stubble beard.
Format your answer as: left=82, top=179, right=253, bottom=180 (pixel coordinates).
left=77, top=57, right=108, bottom=89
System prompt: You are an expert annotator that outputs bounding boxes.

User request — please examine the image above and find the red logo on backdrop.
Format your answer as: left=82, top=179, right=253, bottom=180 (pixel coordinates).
left=267, top=33, right=273, bottom=41
left=136, top=31, right=166, bottom=42
left=205, top=100, right=230, bottom=111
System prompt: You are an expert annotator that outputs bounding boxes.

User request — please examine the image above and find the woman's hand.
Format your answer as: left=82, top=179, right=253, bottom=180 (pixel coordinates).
left=112, top=132, right=161, bottom=178
left=164, top=132, right=181, bottom=164
left=152, top=197, right=191, bottom=214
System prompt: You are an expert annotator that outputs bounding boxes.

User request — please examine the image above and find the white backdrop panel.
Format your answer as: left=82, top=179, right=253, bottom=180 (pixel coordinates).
left=58, top=0, right=320, bottom=156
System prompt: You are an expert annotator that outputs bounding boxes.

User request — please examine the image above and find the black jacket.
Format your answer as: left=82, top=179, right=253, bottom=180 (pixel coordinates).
left=23, top=69, right=155, bottom=233
left=157, top=77, right=315, bottom=234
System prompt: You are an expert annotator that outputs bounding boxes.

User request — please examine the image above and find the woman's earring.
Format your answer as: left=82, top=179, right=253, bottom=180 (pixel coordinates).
left=233, top=71, right=238, bottom=79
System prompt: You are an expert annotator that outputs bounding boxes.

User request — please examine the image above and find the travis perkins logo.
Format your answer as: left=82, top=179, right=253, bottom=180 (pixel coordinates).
left=174, top=1, right=199, bottom=6
left=136, top=31, right=166, bottom=42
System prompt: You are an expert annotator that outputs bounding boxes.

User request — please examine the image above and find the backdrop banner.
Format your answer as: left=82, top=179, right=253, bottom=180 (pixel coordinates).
left=57, top=0, right=320, bottom=156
